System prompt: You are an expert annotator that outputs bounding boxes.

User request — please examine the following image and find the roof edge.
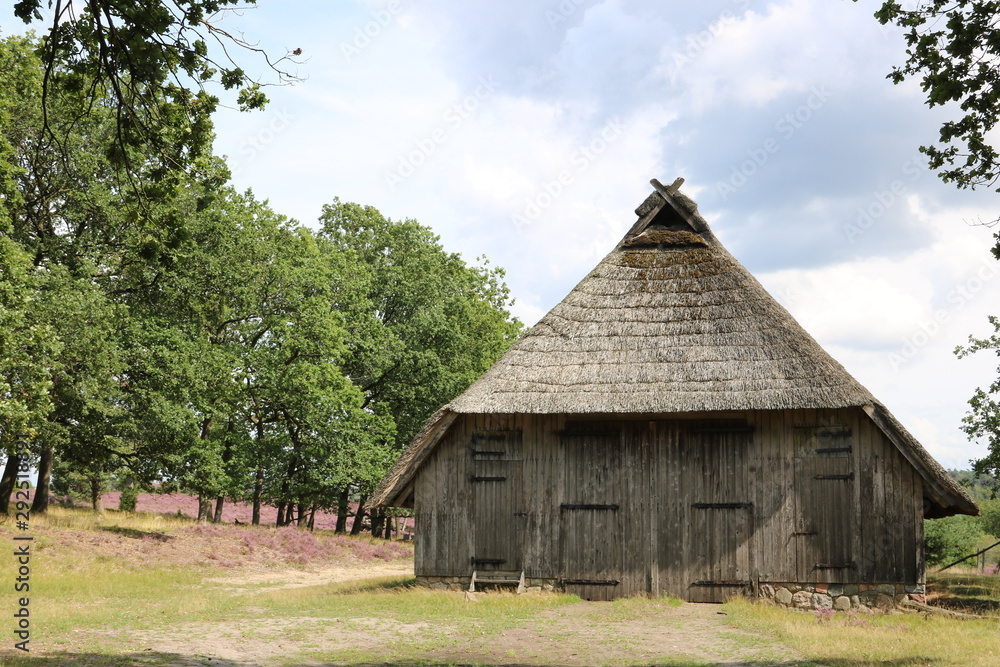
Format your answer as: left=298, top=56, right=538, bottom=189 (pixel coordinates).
left=369, top=409, right=458, bottom=509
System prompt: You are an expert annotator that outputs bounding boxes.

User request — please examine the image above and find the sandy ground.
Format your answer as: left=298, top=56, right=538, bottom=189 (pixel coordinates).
left=123, top=600, right=799, bottom=667
left=203, top=561, right=414, bottom=590
left=40, top=562, right=803, bottom=666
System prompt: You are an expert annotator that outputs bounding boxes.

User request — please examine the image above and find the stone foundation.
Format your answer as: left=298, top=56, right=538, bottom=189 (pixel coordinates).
left=759, top=582, right=925, bottom=611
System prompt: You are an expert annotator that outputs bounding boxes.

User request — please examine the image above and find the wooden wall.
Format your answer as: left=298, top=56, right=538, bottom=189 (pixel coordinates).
left=412, top=408, right=925, bottom=600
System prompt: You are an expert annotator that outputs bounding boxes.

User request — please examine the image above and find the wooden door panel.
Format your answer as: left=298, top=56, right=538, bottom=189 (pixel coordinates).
left=682, top=424, right=754, bottom=603
left=560, top=427, right=623, bottom=601
left=471, top=430, right=523, bottom=571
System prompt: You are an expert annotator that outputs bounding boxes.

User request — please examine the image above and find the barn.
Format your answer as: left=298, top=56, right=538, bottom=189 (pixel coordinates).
left=371, top=178, right=978, bottom=608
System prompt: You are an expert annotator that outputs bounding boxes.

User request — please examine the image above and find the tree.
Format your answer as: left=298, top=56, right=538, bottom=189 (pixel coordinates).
left=956, top=317, right=1000, bottom=479
left=864, top=1, right=1000, bottom=192
left=0, top=32, right=202, bottom=513
left=319, top=199, right=523, bottom=449
left=318, top=200, right=523, bottom=535
left=11, top=1, right=301, bottom=185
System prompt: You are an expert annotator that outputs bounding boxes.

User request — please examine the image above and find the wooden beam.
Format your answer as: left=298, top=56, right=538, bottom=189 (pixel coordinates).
left=650, top=177, right=709, bottom=233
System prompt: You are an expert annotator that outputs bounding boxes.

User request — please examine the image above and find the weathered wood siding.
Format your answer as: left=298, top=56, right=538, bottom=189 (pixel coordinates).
left=412, top=408, right=925, bottom=600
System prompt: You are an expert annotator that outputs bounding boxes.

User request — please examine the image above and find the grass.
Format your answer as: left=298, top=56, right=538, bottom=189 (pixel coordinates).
left=721, top=576, right=1000, bottom=666
left=0, top=506, right=576, bottom=666
left=927, top=569, right=1000, bottom=615
left=591, top=593, right=684, bottom=623
left=7, top=506, right=1000, bottom=666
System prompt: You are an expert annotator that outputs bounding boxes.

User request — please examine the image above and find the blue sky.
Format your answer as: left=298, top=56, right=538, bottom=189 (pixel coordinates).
left=6, top=0, right=1000, bottom=468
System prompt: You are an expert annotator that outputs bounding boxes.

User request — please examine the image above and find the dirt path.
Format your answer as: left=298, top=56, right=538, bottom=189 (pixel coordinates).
left=430, top=601, right=798, bottom=666
left=57, top=563, right=801, bottom=666
left=126, top=596, right=797, bottom=666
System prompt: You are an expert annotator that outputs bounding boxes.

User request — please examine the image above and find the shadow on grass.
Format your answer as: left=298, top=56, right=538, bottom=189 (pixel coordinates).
left=810, top=661, right=946, bottom=666
left=0, top=655, right=825, bottom=667
left=928, top=594, right=1000, bottom=614
left=322, top=576, right=417, bottom=595
left=927, top=577, right=1000, bottom=615
left=99, top=526, right=174, bottom=541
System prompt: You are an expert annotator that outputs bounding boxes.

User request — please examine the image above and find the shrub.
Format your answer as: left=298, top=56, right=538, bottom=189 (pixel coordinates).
left=925, top=515, right=985, bottom=567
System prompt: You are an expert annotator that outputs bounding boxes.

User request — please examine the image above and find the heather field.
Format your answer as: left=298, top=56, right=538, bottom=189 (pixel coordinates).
left=52, top=490, right=415, bottom=534
left=2, top=506, right=1000, bottom=666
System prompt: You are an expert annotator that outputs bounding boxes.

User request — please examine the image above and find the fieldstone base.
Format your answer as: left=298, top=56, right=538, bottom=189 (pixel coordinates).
left=759, top=582, right=924, bottom=611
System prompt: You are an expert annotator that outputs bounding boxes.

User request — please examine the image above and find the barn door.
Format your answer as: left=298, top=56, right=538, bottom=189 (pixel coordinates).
left=793, top=425, right=854, bottom=582
left=559, top=424, right=623, bottom=601
left=470, top=430, right=523, bottom=572
left=685, top=424, right=753, bottom=603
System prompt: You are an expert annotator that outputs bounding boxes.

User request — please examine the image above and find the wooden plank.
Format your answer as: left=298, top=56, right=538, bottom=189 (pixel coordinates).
left=559, top=425, right=623, bottom=601
left=776, top=409, right=795, bottom=581
left=684, top=423, right=752, bottom=602
left=472, top=426, right=524, bottom=572
left=872, top=422, right=889, bottom=581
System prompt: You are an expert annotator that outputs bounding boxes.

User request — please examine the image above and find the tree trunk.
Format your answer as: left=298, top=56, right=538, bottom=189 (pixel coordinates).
left=296, top=502, right=307, bottom=527
left=30, top=446, right=53, bottom=514
left=0, top=454, right=22, bottom=514
left=383, top=514, right=392, bottom=540
left=335, top=488, right=349, bottom=533
left=276, top=501, right=286, bottom=526
left=252, top=467, right=264, bottom=525
left=197, top=494, right=212, bottom=523
left=275, top=440, right=298, bottom=526
left=350, top=495, right=368, bottom=535
left=371, top=509, right=385, bottom=539
left=90, top=477, right=104, bottom=514
left=308, top=504, right=316, bottom=532
left=119, top=475, right=138, bottom=512
left=213, top=424, right=235, bottom=524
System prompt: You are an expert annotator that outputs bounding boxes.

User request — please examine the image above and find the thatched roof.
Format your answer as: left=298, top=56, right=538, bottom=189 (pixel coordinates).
left=371, top=178, right=977, bottom=517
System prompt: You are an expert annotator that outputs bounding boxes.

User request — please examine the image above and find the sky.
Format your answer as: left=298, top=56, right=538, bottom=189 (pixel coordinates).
left=5, top=0, right=1000, bottom=469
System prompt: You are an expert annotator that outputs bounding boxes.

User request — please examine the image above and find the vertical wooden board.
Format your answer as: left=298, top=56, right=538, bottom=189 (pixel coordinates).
left=776, top=409, right=796, bottom=581
left=856, top=415, right=876, bottom=579
left=539, top=414, right=565, bottom=578
left=778, top=409, right=796, bottom=581
left=899, top=455, right=918, bottom=582
left=416, top=447, right=440, bottom=575
left=792, top=419, right=855, bottom=584
left=618, top=422, right=650, bottom=597
left=521, top=414, right=543, bottom=578
left=765, top=411, right=779, bottom=581
left=884, top=440, right=900, bottom=582
left=559, top=424, right=624, bottom=600
left=847, top=408, right=865, bottom=585
left=471, top=425, right=524, bottom=572
left=885, top=438, right=911, bottom=582
left=872, top=426, right=889, bottom=581
left=684, top=423, right=752, bottom=603
left=915, top=476, right=926, bottom=585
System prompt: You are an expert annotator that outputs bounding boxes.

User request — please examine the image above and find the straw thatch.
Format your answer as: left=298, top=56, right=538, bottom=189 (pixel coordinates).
left=371, top=178, right=976, bottom=516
